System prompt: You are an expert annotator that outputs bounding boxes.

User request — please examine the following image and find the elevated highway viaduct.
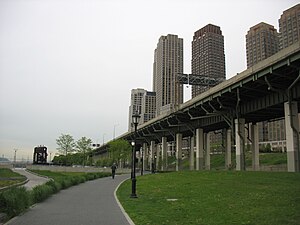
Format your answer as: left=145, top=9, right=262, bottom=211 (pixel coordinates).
left=104, top=41, right=300, bottom=172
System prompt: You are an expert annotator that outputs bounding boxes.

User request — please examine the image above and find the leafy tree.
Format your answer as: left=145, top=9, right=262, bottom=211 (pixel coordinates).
left=69, top=153, right=85, bottom=165
left=53, top=153, right=86, bottom=166
left=52, top=155, right=65, bottom=165
left=108, top=139, right=131, bottom=165
left=56, top=134, right=75, bottom=165
left=95, top=158, right=113, bottom=167
left=75, top=137, right=92, bottom=166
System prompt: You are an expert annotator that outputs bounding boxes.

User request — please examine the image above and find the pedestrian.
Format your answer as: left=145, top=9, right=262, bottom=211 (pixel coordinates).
left=151, top=162, right=155, bottom=174
left=111, top=163, right=117, bottom=179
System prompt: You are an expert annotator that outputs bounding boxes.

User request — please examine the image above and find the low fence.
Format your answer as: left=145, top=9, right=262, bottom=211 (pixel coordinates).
left=0, top=164, right=12, bottom=169
left=1, top=163, right=287, bottom=172
left=0, top=163, right=27, bottom=169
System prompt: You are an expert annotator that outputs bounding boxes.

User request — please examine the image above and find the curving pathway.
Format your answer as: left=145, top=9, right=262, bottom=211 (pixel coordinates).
left=12, top=168, right=49, bottom=190
left=5, top=174, right=133, bottom=225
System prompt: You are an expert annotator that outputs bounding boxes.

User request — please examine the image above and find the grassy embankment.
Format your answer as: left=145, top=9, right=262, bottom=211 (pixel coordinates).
left=117, top=171, right=300, bottom=225
left=0, top=169, right=110, bottom=222
left=178, top=152, right=287, bottom=170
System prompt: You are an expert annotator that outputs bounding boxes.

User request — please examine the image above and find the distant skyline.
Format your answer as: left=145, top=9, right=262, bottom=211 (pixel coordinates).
left=0, top=0, right=299, bottom=160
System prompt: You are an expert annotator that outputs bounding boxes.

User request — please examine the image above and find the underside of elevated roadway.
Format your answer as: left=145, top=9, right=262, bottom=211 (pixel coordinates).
left=93, top=41, right=300, bottom=163
left=120, top=42, right=300, bottom=144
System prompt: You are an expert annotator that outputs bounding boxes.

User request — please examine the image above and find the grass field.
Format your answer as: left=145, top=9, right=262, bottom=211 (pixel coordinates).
left=170, top=152, right=287, bottom=171
left=117, top=171, right=300, bottom=225
left=0, top=168, right=26, bottom=188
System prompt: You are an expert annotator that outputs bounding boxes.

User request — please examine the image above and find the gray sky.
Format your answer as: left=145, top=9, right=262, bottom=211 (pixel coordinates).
left=0, top=0, right=298, bottom=160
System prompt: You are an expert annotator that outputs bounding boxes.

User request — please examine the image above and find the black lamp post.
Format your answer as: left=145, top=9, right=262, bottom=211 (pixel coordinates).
left=131, top=112, right=140, bottom=198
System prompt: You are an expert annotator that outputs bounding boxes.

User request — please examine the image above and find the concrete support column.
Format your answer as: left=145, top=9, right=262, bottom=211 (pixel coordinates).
left=190, top=136, right=195, bottom=170
left=150, top=141, right=156, bottom=172
left=156, top=144, right=161, bottom=171
left=161, top=137, right=167, bottom=171
left=142, top=143, right=147, bottom=172
left=235, top=118, right=246, bottom=171
left=196, top=128, right=204, bottom=170
left=137, top=147, right=141, bottom=171
left=205, top=132, right=211, bottom=170
left=284, top=101, right=300, bottom=172
left=225, top=129, right=232, bottom=169
left=176, top=133, right=182, bottom=171
left=251, top=123, right=260, bottom=171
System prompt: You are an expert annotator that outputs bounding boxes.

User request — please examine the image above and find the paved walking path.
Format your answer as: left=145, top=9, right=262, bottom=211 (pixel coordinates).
left=12, top=168, right=49, bottom=190
left=6, top=174, right=133, bottom=225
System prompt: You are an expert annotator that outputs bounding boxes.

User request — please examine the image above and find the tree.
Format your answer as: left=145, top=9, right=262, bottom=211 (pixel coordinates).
left=75, top=137, right=92, bottom=166
left=52, top=155, right=65, bottom=165
left=56, top=134, right=75, bottom=165
left=108, top=139, right=131, bottom=166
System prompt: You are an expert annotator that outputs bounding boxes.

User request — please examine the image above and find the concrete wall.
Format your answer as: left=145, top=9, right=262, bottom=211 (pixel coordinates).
left=26, top=165, right=131, bottom=174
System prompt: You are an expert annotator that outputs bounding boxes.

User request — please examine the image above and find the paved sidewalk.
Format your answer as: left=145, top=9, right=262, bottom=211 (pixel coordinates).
left=6, top=174, right=133, bottom=225
left=12, top=168, right=49, bottom=190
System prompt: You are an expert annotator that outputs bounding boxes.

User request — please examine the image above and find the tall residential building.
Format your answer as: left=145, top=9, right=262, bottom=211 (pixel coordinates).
left=246, top=22, right=279, bottom=68
left=153, top=34, right=183, bottom=115
left=128, top=89, right=156, bottom=131
left=140, top=91, right=156, bottom=124
left=246, top=22, right=282, bottom=147
left=191, top=24, right=225, bottom=98
left=128, top=88, right=146, bottom=131
left=279, top=4, right=300, bottom=50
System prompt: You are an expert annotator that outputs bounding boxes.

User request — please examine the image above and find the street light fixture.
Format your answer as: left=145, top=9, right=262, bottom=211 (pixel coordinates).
left=131, top=112, right=140, bottom=198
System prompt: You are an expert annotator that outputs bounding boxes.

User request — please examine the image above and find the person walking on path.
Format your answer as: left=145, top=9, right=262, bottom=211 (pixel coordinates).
left=111, top=163, right=117, bottom=179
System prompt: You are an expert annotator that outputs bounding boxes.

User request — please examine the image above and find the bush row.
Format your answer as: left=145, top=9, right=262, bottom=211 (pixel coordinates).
left=0, top=172, right=110, bottom=221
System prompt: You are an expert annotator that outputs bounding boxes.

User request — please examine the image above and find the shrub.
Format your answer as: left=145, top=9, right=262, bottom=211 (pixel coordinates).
left=70, top=176, right=85, bottom=185
left=79, top=176, right=86, bottom=183
left=0, top=187, right=30, bottom=218
left=45, top=180, right=62, bottom=193
left=31, top=184, right=53, bottom=203
left=84, top=173, right=97, bottom=180
left=60, top=178, right=72, bottom=189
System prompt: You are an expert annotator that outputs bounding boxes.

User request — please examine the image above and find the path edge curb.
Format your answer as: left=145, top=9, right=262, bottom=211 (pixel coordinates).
left=114, top=177, right=135, bottom=225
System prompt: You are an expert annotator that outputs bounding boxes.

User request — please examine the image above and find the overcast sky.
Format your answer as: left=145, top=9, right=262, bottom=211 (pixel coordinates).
left=0, top=0, right=298, bottom=161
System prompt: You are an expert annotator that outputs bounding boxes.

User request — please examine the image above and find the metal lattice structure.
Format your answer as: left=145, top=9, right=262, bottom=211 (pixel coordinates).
left=177, top=73, right=225, bottom=86
left=33, top=146, right=48, bottom=164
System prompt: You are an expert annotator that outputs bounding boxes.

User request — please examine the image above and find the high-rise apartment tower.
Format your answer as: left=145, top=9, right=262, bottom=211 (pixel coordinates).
left=140, top=91, right=156, bottom=124
left=245, top=21, right=284, bottom=146
left=153, top=34, right=183, bottom=115
left=279, top=4, right=300, bottom=49
left=128, top=88, right=156, bottom=131
left=128, top=88, right=146, bottom=131
left=246, top=22, right=279, bottom=68
left=191, top=24, right=225, bottom=98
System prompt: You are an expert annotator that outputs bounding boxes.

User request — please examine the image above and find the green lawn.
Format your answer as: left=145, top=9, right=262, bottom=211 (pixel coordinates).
left=172, top=152, right=287, bottom=171
left=259, top=153, right=287, bottom=165
left=0, top=168, right=26, bottom=188
left=117, top=171, right=300, bottom=225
